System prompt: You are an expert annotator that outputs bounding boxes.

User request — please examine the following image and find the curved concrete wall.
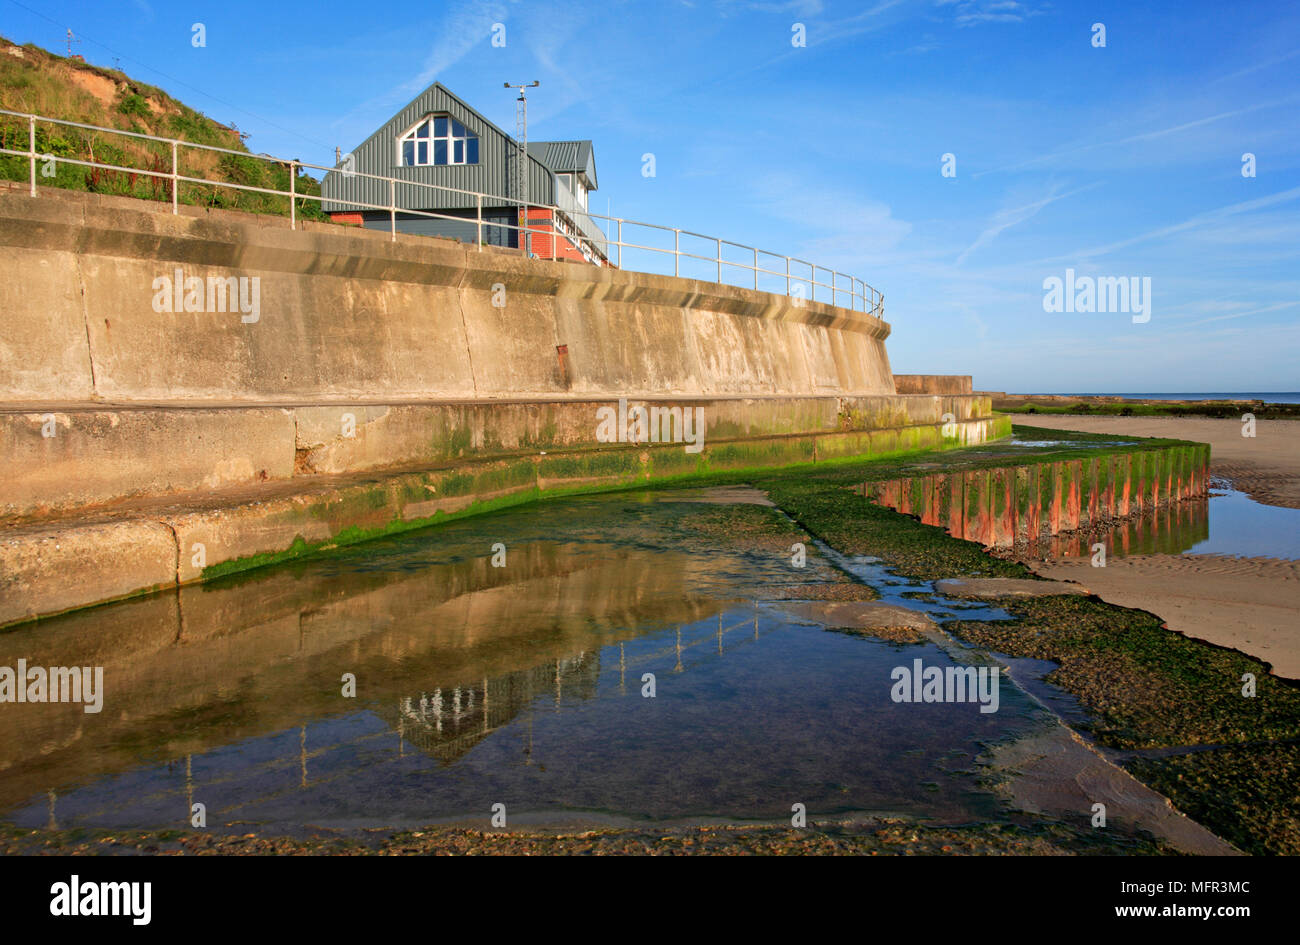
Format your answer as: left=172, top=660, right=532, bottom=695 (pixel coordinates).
left=0, top=186, right=895, bottom=406
left=0, top=186, right=1005, bottom=627
left=0, top=394, right=993, bottom=519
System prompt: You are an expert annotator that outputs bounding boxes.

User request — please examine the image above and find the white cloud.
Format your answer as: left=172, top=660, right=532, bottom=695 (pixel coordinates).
left=971, top=100, right=1294, bottom=179
left=956, top=183, right=1098, bottom=265
left=1033, top=185, right=1300, bottom=264
left=938, top=0, right=1044, bottom=28
left=752, top=174, right=912, bottom=259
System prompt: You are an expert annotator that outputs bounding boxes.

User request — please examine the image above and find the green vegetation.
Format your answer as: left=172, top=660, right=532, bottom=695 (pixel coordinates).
left=200, top=484, right=544, bottom=582
left=0, top=35, right=328, bottom=221
left=632, top=430, right=1293, bottom=855
left=12, top=420, right=1293, bottom=854
left=945, top=595, right=1300, bottom=856
left=1129, top=743, right=1300, bottom=857
left=1000, top=399, right=1300, bottom=419
left=1, top=817, right=1181, bottom=856
left=761, top=475, right=1031, bottom=580
left=671, top=502, right=811, bottom=555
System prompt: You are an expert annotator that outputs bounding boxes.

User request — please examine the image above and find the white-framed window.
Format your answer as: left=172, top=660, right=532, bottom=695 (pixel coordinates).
left=398, top=114, right=479, bottom=167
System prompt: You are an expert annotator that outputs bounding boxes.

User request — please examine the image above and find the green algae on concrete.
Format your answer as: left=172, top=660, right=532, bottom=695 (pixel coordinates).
left=945, top=596, right=1300, bottom=750
left=199, top=483, right=545, bottom=582
left=939, top=594, right=1300, bottom=856
left=1128, top=742, right=1300, bottom=857
left=998, top=397, right=1300, bottom=420
left=759, top=477, right=1033, bottom=582
left=856, top=426, right=1208, bottom=550
left=184, top=418, right=1008, bottom=591
left=0, top=417, right=1074, bottom=628
left=705, top=436, right=818, bottom=472
left=176, top=429, right=1285, bottom=860
left=671, top=502, right=812, bottom=557
left=0, top=816, right=1182, bottom=857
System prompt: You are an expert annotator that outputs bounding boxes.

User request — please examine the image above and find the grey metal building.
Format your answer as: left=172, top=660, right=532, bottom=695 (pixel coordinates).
left=320, top=82, right=605, bottom=259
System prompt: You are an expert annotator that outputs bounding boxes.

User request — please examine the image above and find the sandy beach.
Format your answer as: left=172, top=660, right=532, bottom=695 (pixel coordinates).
left=1021, top=415, right=1300, bottom=678
left=1021, top=415, right=1300, bottom=509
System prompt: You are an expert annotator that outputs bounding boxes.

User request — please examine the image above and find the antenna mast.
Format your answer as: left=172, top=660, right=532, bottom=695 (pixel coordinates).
left=503, top=81, right=539, bottom=254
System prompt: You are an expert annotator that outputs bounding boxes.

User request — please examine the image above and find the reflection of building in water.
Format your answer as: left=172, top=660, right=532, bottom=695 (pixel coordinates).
left=381, top=651, right=601, bottom=764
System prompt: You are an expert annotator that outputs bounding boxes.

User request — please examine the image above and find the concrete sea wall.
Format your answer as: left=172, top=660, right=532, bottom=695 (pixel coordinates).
left=857, top=443, right=1210, bottom=549
left=1, top=410, right=1012, bottom=627
left=0, top=185, right=1009, bottom=625
left=893, top=375, right=973, bottom=395
left=0, top=185, right=895, bottom=406
left=0, top=393, right=997, bottom=521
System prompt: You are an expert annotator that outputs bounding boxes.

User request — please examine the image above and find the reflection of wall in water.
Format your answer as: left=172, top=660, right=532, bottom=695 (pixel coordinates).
left=1038, top=496, right=1209, bottom=559
left=0, top=537, right=724, bottom=810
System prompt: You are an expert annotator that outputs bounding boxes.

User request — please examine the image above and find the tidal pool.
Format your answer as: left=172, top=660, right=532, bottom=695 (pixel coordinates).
left=1186, top=485, right=1300, bottom=559
left=1, top=489, right=1051, bottom=834
left=1043, top=484, right=1300, bottom=561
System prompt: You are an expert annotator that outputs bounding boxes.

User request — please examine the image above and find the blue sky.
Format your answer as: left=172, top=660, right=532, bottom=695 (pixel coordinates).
left=4, top=0, right=1298, bottom=392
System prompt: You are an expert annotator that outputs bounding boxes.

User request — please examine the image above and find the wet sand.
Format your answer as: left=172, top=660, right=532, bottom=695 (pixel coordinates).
left=1021, top=415, right=1300, bottom=678
left=1036, top=554, right=1300, bottom=679
left=1019, top=415, right=1300, bottom=509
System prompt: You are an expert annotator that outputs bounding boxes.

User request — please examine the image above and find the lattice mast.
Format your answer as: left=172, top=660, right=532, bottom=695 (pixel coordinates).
left=504, top=81, right=539, bottom=254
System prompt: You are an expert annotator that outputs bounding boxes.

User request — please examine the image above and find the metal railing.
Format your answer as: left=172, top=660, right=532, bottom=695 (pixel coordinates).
left=0, top=108, right=885, bottom=317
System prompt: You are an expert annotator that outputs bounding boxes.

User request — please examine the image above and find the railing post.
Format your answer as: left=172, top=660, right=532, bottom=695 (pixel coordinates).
left=4, top=107, right=885, bottom=326
left=28, top=115, right=36, bottom=197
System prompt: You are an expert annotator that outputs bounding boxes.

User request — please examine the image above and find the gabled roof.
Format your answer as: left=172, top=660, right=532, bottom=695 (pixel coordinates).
left=527, top=140, right=598, bottom=190
left=330, top=81, right=554, bottom=196
left=418, top=83, right=512, bottom=145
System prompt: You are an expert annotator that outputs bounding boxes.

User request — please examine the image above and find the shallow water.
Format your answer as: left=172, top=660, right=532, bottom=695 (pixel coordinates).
left=1045, top=485, right=1299, bottom=561
left=1187, top=486, right=1300, bottom=559
left=0, top=489, right=1046, bottom=833
left=1007, top=437, right=1139, bottom=450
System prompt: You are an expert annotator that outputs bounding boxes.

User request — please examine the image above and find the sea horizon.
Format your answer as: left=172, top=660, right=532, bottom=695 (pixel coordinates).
left=1023, top=392, right=1300, bottom=404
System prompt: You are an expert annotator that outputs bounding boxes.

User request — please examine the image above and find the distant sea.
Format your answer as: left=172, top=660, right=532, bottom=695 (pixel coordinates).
left=1051, top=392, right=1300, bottom=405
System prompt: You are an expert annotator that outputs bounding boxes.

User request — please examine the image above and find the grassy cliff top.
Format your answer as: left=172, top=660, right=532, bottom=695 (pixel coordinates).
left=0, top=35, right=325, bottom=219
